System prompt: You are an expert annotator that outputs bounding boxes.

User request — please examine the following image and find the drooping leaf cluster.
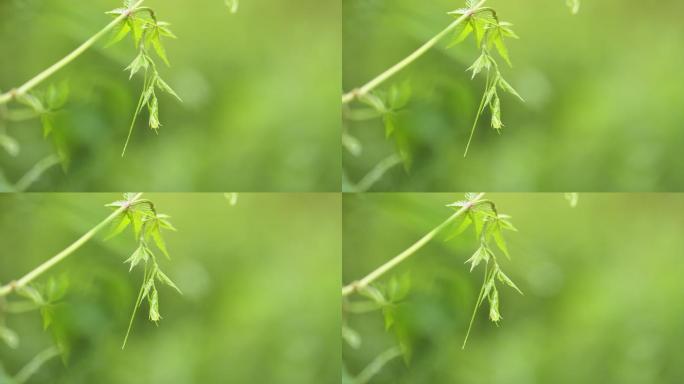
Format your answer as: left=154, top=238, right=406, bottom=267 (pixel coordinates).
left=0, top=276, right=70, bottom=361
left=448, top=3, right=524, bottom=156
left=356, top=82, right=413, bottom=170
left=107, top=2, right=182, bottom=156
left=446, top=193, right=522, bottom=347
left=106, top=193, right=181, bottom=348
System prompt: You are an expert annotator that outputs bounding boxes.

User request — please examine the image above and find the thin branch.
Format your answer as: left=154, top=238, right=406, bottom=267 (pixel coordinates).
left=13, top=155, right=60, bottom=192
left=13, top=347, right=60, bottom=384
left=342, top=0, right=487, bottom=104
left=0, top=193, right=144, bottom=297
left=0, top=0, right=146, bottom=105
left=342, top=192, right=486, bottom=297
left=349, top=154, right=402, bottom=193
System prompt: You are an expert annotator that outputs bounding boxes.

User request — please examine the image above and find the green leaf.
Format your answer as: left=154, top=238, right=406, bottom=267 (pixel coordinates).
left=45, top=276, right=68, bottom=303
left=125, top=51, right=149, bottom=79
left=471, top=18, right=486, bottom=47
left=128, top=17, right=144, bottom=47
left=488, top=287, right=501, bottom=322
left=150, top=31, right=170, bottom=66
left=156, top=269, right=182, bottom=294
left=492, top=227, right=509, bottom=258
left=387, top=274, right=410, bottom=302
left=387, top=82, right=411, bottom=110
left=498, top=77, right=524, bottom=102
left=40, top=115, right=54, bottom=138
left=40, top=306, right=55, bottom=330
left=497, top=270, right=523, bottom=295
left=155, top=77, right=182, bottom=101
left=467, top=52, right=490, bottom=79
left=148, top=286, right=161, bottom=322
left=465, top=244, right=489, bottom=272
left=46, top=82, right=69, bottom=110
left=382, top=113, right=396, bottom=138
left=490, top=94, right=503, bottom=130
left=492, top=31, right=512, bottom=66
left=148, top=94, right=160, bottom=130
left=108, top=20, right=131, bottom=46
left=448, top=22, right=473, bottom=47
left=125, top=244, right=149, bottom=271
left=445, top=215, right=472, bottom=241
left=358, top=285, right=386, bottom=305
left=107, top=213, right=131, bottom=240
left=382, top=306, right=395, bottom=330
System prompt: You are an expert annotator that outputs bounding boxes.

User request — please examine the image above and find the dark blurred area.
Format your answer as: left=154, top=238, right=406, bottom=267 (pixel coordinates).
left=0, top=0, right=340, bottom=191
left=343, top=193, right=684, bottom=383
left=0, top=193, right=340, bottom=383
left=343, top=0, right=684, bottom=191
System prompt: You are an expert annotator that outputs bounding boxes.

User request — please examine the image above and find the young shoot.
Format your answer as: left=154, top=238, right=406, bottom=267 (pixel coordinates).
left=107, top=1, right=182, bottom=156
left=342, top=193, right=523, bottom=381
left=106, top=193, right=182, bottom=349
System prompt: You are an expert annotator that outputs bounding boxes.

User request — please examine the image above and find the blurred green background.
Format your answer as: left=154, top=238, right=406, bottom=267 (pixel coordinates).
left=0, top=0, right=340, bottom=191
left=343, top=0, right=684, bottom=191
left=0, top=193, right=340, bottom=383
left=343, top=193, right=684, bottom=383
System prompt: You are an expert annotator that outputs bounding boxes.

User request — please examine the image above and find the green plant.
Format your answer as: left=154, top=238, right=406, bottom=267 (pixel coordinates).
left=342, top=193, right=522, bottom=382
left=0, top=1, right=180, bottom=188
left=226, top=0, right=239, bottom=14
left=342, top=0, right=522, bottom=190
left=0, top=193, right=180, bottom=381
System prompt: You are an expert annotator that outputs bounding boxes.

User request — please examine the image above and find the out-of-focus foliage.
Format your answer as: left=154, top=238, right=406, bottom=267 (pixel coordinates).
left=343, top=193, right=684, bottom=383
left=0, top=0, right=340, bottom=191
left=0, top=193, right=340, bottom=383
left=343, top=0, right=684, bottom=191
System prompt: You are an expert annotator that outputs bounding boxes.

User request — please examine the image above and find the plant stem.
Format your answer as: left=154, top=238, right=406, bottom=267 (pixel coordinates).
left=342, top=192, right=485, bottom=297
left=0, top=0, right=146, bottom=105
left=0, top=193, right=144, bottom=297
left=341, top=0, right=487, bottom=104
left=13, top=346, right=60, bottom=384
left=463, top=69, right=491, bottom=158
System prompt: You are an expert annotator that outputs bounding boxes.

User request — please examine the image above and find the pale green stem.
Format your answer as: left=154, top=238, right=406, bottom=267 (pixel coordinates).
left=0, top=193, right=144, bottom=297
left=0, top=0, right=146, bottom=105
left=121, top=68, right=149, bottom=157
left=13, top=346, right=60, bottom=384
left=462, top=260, right=491, bottom=349
left=351, top=154, right=402, bottom=192
left=341, top=0, right=487, bottom=104
left=122, top=261, right=148, bottom=349
left=342, top=192, right=486, bottom=297
left=463, top=69, right=491, bottom=157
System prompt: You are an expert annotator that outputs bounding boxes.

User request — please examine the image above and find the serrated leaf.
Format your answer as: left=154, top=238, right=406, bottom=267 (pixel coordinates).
left=492, top=32, right=512, bottom=66
left=150, top=223, right=169, bottom=258
left=446, top=215, right=472, bottom=241
left=107, top=213, right=131, bottom=240
left=125, top=244, right=148, bottom=271
left=467, top=52, right=490, bottom=79
left=465, top=244, right=489, bottom=272
left=449, top=22, right=473, bottom=48
left=150, top=31, right=170, bottom=66
left=108, top=20, right=131, bottom=46
left=125, top=51, right=148, bottom=79
left=492, top=227, right=509, bottom=258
